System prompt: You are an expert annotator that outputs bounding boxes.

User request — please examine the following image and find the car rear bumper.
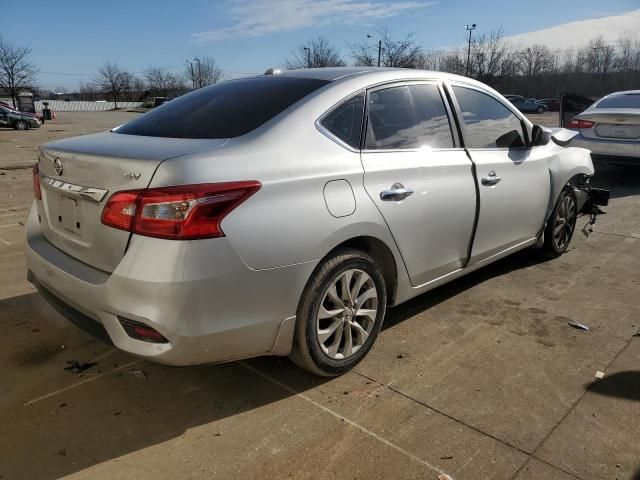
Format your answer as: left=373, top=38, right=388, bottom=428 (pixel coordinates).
left=568, top=134, right=640, bottom=161
left=25, top=204, right=313, bottom=366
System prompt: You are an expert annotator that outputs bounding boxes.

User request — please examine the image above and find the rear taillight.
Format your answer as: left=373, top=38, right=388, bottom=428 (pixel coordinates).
left=32, top=165, right=42, bottom=200
left=566, top=118, right=595, bottom=130
left=101, top=181, right=261, bottom=240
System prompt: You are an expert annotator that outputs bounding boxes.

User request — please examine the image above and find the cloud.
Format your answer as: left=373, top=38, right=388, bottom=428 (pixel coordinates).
left=192, top=0, right=435, bottom=41
left=505, top=8, right=640, bottom=51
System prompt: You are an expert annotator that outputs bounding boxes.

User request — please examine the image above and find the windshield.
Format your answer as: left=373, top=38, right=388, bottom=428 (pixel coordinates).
left=596, top=94, right=640, bottom=109
left=116, top=76, right=330, bottom=139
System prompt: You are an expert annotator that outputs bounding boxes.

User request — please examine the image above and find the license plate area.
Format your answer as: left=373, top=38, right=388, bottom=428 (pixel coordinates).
left=595, top=124, right=640, bottom=139
left=48, top=193, right=87, bottom=239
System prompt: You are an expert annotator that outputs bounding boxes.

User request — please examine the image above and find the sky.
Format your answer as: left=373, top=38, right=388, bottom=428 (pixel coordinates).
left=2, top=0, right=639, bottom=90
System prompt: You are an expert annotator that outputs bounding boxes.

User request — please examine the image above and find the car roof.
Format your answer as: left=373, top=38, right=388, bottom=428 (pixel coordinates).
left=269, top=67, right=402, bottom=81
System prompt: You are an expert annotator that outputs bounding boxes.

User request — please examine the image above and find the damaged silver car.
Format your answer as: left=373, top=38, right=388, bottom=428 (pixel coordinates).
left=26, top=68, right=608, bottom=376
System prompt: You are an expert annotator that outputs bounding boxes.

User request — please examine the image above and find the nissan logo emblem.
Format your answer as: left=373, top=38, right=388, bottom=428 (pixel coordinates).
left=54, top=158, right=63, bottom=176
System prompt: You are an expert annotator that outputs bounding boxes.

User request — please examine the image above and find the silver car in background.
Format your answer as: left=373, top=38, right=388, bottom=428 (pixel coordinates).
left=566, top=90, right=640, bottom=164
left=26, top=68, right=600, bottom=376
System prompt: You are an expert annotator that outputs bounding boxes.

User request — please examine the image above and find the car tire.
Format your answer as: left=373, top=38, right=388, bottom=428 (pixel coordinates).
left=14, top=120, right=29, bottom=130
left=289, top=248, right=387, bottom=376
left=537, top=106, right=544, bottom=113
left=543, top=188, right=578, bottom=257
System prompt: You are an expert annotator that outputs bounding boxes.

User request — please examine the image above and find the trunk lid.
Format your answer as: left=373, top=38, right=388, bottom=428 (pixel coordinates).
left=37, top=132, right=228, bottom=272
left=578, top=109, right=640, bottom=140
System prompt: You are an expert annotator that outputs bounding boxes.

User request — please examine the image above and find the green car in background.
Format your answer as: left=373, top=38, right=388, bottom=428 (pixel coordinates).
left=0, top=105, right=41, bottom=130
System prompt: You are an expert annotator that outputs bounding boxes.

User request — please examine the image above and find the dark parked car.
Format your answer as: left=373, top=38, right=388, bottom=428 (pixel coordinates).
left=0, top=105, right=41, bottom=130
left=539, top=98, right=560, bottom=112
left=509, top=97, right=548, bottom=113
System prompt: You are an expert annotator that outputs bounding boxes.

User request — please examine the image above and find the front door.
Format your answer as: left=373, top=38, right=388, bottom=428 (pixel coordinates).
left=450, top=85, right=550, bottom=264
left=0, top=108, right=10, bottom=128
left=361, top=82, right=477, bottom=287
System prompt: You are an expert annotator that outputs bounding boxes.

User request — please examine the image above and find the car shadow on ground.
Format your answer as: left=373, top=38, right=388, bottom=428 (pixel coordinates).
left=585, top=370, right=640, bottom=402
left=591, top=161, right=640, bottom=199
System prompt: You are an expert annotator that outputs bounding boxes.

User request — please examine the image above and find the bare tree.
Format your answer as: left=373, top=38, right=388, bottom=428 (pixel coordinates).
left=349, top=29, right=422, bottom=68
left=516, top=44, right=557, bottom=76
left=285, top=37, right=345, bottom=69
left=0, top=36, right=38, bottom=108
left=583, top=36, right=616, bottom=74
left=93, top=61, right=133, bottom=109
left=468, top=28, right=513, bottom=86
left=78, top=80, right=98, bottom=101
left=144, top=67, right=182, bottom=97
left=185, top=57, right=223, bottom=89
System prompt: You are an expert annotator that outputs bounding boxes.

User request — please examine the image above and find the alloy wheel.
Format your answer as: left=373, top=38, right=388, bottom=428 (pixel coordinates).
left=316, top=269, right=378, bottom=360
left=553, top=194, right=576, bottom=250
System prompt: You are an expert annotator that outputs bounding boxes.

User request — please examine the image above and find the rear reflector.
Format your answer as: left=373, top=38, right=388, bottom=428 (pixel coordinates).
left=119, top=317, right=169, bottom=343
left=33, top=165, right=42, bottom=200
left=101, top=181, right=261, bottom=240
left=566, top=118, right=595, bottom=129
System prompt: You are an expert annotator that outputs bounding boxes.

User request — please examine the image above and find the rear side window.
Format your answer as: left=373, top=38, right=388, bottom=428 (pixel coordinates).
left=453, top=86, right=526, bottom=149
left=365, top=84, right=454, bottom=150
left=596, top=94, right=640, bottom=109
left=320, top=93, right=365, bottom=149
left=116, top=76, right=330, bottom=139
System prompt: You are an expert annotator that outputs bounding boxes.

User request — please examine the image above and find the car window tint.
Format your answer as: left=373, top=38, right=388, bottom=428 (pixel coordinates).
left=365, top=84, right=454, bottom=150
left=116, top=76, right=330, bottom=139
left=596, top=94, right=640, bottom=109
left=321, top=93, right=365, bottom=149
left=453, top=86, right=526, bottom=149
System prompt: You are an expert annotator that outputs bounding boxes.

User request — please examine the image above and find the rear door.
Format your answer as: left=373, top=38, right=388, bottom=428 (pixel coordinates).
left=361, top=81, right=477, bottom=286
left=449, top=84, right=550, bottom=264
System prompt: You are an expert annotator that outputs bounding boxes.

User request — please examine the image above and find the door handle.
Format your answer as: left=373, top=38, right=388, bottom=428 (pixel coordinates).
left=380, top=183, right=414, bottom=201
left=481, top=171, right=502, bottom=186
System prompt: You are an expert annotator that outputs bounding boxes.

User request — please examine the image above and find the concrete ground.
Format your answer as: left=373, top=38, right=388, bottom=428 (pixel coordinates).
left=0, top=111, right=639, bottom=480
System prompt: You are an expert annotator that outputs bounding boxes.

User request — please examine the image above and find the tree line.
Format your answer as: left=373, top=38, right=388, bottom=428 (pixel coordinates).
left=1, top=28, right=639, bottom=110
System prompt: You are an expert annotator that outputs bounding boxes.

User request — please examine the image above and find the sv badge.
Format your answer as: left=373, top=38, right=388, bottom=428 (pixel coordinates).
left=123, top=172, right=142, bottom=180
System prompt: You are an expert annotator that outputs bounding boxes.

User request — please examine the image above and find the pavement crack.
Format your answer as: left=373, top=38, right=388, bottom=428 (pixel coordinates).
left=352, top=369, right=584, bottom=480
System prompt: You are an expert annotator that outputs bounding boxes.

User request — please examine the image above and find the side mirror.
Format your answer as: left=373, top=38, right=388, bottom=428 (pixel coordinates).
left=496, top=129, right=525, bottom=149
left=531, top=125, right=551, bottom=147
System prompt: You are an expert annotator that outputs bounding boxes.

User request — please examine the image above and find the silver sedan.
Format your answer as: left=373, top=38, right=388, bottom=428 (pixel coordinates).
left=26, top=68, right=600, bottom=376
left=566, top=90, right=640, bottom=164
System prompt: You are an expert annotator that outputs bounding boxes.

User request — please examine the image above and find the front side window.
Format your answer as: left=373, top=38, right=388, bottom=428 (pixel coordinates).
left=365, top=84, right=454, bottom=150
left=320, top=93, right=365, bottom=149
left=116, top=76, right=330, bottom=139
left=453, top=86, right=526, bottom=149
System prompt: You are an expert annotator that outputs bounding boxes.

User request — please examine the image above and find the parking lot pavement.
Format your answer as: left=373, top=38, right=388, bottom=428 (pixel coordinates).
left=1, top=112, right=639, bottom=480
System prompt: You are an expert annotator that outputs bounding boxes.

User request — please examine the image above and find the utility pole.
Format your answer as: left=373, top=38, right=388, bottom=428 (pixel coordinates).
left=194, top=57, right=202, bottom=88
left=465, top=24, right=476, bottom=77
left=187, top=60, right=195, bottom=89
left=303, top=47, right=311, bottom=68
left=367, top=35, right=383, bottom=67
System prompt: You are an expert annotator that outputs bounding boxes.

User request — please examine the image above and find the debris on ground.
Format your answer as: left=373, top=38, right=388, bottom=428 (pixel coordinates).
left=595, top=371, right=605, bottom=379
left=396, top=354, right=405, bottom=359
left=437, top=474, right=453, bottom=480
left=128, top=369, right=147, bottom=379
left=57, top=449, right=66, bottom=456
left=64, top=360, right=97, bottom=374
left=440, top=455, right=454, bottom=460
left=568, top=321, right=590, bottom=331
left=633, top=329, right=640, bottom=337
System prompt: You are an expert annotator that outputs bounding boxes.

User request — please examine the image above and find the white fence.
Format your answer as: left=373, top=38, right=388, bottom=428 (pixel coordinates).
left=34, top=100, right=143, bottom=112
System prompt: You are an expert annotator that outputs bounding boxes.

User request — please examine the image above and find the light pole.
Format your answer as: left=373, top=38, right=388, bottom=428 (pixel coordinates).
left=465, top=24, right=476, bottom=77
left=303, top=47, right=311, bottom=68
left=193, top=57, right=202, bottom=88
left=367, top=34, right=382, bottom=67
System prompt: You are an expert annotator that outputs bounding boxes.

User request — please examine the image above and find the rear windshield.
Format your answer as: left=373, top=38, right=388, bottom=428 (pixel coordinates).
left=596, top=94, right=640, bottom=109
left=116, top=76, right=330, bottom=139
